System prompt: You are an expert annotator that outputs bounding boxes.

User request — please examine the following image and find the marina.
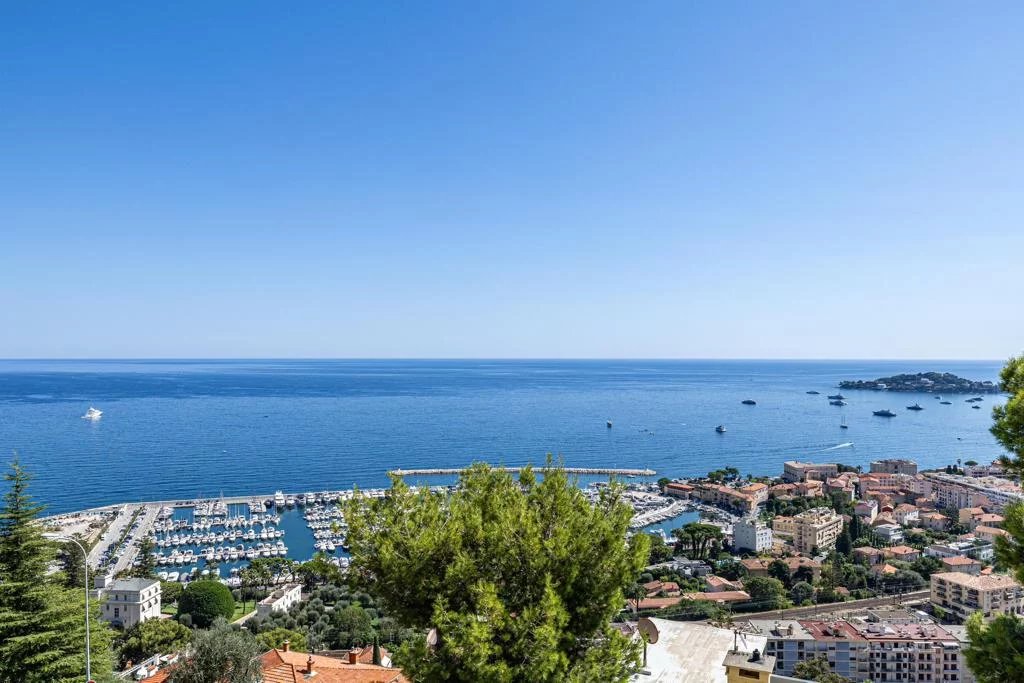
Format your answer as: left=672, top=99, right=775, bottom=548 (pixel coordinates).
left=46, top=476, right=705, bottom=588
left=44, top=482, right=465, bottom=588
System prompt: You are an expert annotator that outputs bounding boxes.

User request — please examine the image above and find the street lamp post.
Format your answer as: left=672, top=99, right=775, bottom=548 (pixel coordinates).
left=44, top=533, right=91, bottom=683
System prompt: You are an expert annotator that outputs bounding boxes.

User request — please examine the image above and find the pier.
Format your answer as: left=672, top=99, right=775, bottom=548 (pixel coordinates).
left=389, top=466, right=656, bottom=477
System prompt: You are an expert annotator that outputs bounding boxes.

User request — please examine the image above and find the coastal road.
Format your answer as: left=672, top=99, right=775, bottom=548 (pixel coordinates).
left=86, top=503, right=161, bottom=577
left=87, top=504, right=132, bottom=569
left=108, top=504, right=161, bottom=577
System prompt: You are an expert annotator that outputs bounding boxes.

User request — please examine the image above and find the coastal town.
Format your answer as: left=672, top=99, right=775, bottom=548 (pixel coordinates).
left=26, top=448, right=1023, bottom=682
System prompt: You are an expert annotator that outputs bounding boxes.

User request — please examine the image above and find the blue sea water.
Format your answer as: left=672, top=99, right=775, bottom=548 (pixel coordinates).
left=0, top=359, right=1008, bottom=515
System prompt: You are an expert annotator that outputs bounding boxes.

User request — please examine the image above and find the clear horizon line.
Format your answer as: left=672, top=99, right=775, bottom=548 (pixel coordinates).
left=0, top=356, right=1007, bottom=362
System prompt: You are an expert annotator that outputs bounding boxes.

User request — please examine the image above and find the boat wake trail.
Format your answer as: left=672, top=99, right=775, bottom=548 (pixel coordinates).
left=822, top=442, right=854, bottom=451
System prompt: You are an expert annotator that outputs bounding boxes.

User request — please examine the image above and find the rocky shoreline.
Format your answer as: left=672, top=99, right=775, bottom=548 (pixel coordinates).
left=838, top=372, right=1000, bottom=394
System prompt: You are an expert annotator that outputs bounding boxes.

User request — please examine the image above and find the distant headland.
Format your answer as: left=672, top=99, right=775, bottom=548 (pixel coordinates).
left=838, top=372, right=1000, bottom=394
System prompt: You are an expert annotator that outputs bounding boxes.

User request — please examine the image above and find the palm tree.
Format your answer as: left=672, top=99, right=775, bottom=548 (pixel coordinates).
left=625, top=582, right=646, bottom=614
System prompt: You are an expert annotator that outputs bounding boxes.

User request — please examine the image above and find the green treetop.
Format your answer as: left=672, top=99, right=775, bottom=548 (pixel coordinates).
left=344, top=460, right=649, bottom=682
left=117, top=618, right=192, bottom=669
left=992, top=354, right=1024, bottom=473
left=132, top=536, right=159, bottom=579
left=0, top=458, right=114, bottom=682
left=177, top=580, right=235, bottom=629
left=792, top=654, right=854, bottom=682
left=169, top=619, right=262, bottom=683
left=965, top=354, right=1024, bottom=681
left=255, top=626, right=308, bottom=653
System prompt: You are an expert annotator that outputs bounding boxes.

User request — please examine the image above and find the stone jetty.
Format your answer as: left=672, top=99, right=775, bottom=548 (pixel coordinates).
left=389, top=466, right=657, bottom=477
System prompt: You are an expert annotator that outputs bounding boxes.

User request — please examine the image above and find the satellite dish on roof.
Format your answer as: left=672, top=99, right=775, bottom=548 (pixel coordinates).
left=637, top=617, right=660, bottom=644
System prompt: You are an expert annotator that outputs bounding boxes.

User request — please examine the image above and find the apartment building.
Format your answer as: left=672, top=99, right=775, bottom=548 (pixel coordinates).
left=733, top=517, right=774, bottom=552
left=746, top=614, right=971, bottom=683
left=783, top=461, right=839, bottom=483
left=663, top=482, right=694, bottom=499
left=774, top=507, right=842, bottom=554
left=930, top=572, right=1024, bottom=623
left=926, top=472, right=1024, bottom=513
left=870, top=459, right=918, bottom=476
left=694, top=483, right=758, bottom=514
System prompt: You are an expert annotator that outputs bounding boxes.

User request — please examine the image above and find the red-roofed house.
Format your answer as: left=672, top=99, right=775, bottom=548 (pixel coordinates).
left=975, top=526, right=1009, bottom=543
left=884, top=545, right=920, bottom=562
left=664, top=482, right=694, bottom=499
left=971, top=514, right=1005, bottom=530
left=941, top=556, right=982, bottom=575
left=704, top=575, right=743, bottom=593
left=893, top=503, right=920, bottom=526
left=260, top=646, right=408, bottom=683
left=958, top=507, right=985, bottom=525
left=919, top=512, right=949, bottom=531
left=643, top=580, right=681, bottom=597
left=632, top=596, right=684, bottom=611
left=853, top=547, right=885, bottom=566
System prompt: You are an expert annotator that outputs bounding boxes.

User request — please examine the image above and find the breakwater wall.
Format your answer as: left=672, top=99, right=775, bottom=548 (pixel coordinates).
left=389, top=467, right=656, bottom=476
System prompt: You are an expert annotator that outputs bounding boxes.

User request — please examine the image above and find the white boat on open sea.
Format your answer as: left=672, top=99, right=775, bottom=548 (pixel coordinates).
left=81, top=406, right=102, bottom=420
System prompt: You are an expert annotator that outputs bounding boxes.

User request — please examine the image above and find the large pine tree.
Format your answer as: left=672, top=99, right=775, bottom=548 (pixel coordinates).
left=965, top=355, right=1024, bottom=682
left=0, top=458, right=114, bottom=683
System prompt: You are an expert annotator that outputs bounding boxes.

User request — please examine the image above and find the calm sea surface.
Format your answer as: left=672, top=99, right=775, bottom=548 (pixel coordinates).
left=0, top=359, right=1007, bottom=515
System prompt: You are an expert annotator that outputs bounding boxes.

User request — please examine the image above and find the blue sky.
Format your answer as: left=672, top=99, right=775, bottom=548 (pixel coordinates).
left=2, top=2, right=1022, bottom=359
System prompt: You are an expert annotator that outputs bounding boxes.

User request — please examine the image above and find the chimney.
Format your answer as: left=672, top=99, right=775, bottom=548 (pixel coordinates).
left=283, top=640, right=290, bottom=652
left=307, top=654, right=315, bottom=674
left=348, top=648, right=359, bottom=665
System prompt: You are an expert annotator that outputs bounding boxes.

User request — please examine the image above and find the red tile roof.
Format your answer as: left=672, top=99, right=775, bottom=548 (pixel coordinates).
left=259, top=649, right=408, bottom=683
left=636, top=596, right=684, bottom=610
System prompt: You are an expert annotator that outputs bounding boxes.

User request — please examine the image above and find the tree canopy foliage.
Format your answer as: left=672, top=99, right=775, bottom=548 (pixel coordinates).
left=345, top=461, right=648, bottom=682
left=0, top=458, right=114, bottom=683
left=177, top=580, right=235, bottom=629
left=169, top=619, right=262, bottom=683
left=672, top=522, right=723, bottom=560
left=964, top=611, right=1024, bottom=683
left=992, top=354, right=1024, bottom=473
left=741, top=576, right=788, bottom=611
left=117, top=618, right=192, bottom=669
left=965, top=354, right=1024, bottom=680
left=255, top=627, right=308, bottom=653
left=793, top=654, right=854, bottom=682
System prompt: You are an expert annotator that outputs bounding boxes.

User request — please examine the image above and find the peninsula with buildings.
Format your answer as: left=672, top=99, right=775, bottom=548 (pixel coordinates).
left=838, top=371, right=1001, bottom=393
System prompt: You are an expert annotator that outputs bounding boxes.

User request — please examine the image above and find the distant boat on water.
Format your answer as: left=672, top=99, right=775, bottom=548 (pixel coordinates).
left=906, top=404, right=923, bottom=411
left=806, top=391, right=820, bottom=395
left=741, top=399, right=756, bottom=405
left=972, top=405, right=981, bottom=409
left=829, top=400, right=847, bottom=406
left=827, top=394, right=845, bottom=400
left=873, top=409, right=897, bottom=417
left=606, top=420, right=613, bottom=428
left=715, top=425, right=727, bottom=433
left=81, top=407, right=102, bottom=421
left=840, top=416, right=848, bottom=429
left=940, top=401, right=952, bottom=405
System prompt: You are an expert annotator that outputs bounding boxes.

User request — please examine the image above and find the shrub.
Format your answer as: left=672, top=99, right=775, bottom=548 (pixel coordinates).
left=177, top=580, right=235, bottom=628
